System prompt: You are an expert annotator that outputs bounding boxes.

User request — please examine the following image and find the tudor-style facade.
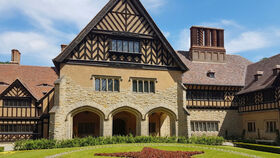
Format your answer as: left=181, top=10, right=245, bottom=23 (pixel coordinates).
left=50, top=0, right=187, bottom=139
left=1, top=0, right=280, bottom=142
left=0, top=50, right=57, bottom=141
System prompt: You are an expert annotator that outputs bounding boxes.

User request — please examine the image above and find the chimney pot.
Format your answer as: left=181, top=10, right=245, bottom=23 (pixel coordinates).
left=11, top=49, right=21, bottom=64
left=254, top=71, right=264, bottom=81
left=61, top=44, right=67, bottom=52
left=273, top=65, right=280, bottom=75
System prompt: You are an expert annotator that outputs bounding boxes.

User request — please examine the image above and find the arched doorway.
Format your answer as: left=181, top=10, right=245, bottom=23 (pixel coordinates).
left=113, top=111, right=136, bottom=136
left=73, top=111, right=100, bottom=138
left=148, top=108, right=176, bottom=137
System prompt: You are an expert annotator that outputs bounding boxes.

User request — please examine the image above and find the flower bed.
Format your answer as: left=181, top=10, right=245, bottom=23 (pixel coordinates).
left=95, top=147, right=204, bottom=158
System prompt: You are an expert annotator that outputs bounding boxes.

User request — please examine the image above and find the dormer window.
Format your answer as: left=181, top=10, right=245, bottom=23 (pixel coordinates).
left=111, top=39, right=140, bottom=53
left=207, top=71, right=215, bottom=78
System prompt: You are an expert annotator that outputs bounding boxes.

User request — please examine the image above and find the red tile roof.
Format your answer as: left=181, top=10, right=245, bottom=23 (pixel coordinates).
left=177, top=51, right=252, bottom=86
left=0, top=64, right=58, bottom=100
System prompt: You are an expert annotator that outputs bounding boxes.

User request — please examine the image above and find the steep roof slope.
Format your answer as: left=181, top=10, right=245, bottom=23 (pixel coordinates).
left=238, top=54, right=280, bottom=94
left=0, top=64, right=58, bottom=100
left=53, top=0, right=187, bottom=71
left=177, top=51, right=252, bottom=86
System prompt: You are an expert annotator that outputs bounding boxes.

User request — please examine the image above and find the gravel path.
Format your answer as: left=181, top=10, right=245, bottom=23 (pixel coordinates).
left=45, top=144, right=262, bottom=158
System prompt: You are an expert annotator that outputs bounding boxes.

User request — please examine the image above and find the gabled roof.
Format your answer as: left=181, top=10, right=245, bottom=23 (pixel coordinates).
left=53, top=0, right=187, bottom=71
left=177, top=51, right=252, bottom=86
left=238, top=53, right=280, bottom=94
left=0, top=79, right=37, bottom=100
left=0, top=64, right=58, bottom=100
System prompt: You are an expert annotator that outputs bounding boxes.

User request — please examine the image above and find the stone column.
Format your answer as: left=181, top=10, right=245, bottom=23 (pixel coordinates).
left=103, top=119, right=112, bottom=136
left=211, top=30, right=217, bottom=47
left=141, top=116, right=149, bottom=136
left=205, top=29, right=211, bottom=46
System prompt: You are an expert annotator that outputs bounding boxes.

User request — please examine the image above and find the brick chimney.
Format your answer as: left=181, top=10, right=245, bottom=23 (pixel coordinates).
left=273, top=65, right=280, bottom=75
left=254, top=71, right=264, bottom=81
left=189, top=26, right=226, bottom=62
left=61, top=44, right=67, bottom=52
left=10, top=49, right=21, bottom=64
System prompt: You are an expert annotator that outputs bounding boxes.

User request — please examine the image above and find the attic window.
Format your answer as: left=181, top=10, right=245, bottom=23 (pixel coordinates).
left=0, top=82, right=9, bottom=86
left=110, top=39, right=140, bottom=53
left=207, top=71, right=215, bottom=78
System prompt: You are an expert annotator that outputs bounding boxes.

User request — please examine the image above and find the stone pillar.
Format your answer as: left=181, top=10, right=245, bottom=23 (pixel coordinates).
left=205, top=29, right=211, bottom=46
left=141, top=116, right=149, bottom=136
left=103, top=119, right=112, bottom=136
left=190, top=27, right=198, bottom=47
left=186, top=116, right=191, bottom=138
left=211, top=30, right=217, bottom=47
left=218, top=30, right=224, bottom=47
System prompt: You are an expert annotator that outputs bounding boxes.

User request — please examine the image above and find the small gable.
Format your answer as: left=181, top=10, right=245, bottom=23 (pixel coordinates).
left=1, top=79, right=35, bottom=99
left=94, top=0, right=154, bottom=36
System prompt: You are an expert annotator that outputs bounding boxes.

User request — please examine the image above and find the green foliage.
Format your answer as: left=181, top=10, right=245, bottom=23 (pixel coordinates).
left=0, top=147, right=3, bottom=152
left=0, top=61, right=10, bottom=64
left=189, top=136, right=224, bottom=145
left=234, top=142, right=280, bottom=154
left=14, top=135, right=225, bottom=151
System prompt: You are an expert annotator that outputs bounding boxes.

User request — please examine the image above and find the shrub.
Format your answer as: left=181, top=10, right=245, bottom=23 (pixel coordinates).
left=0, top=147, right=4, bottom=152
left=189, top=136, right=224, bottom=145
left=234, top=142, right=280, bottom=154
left=14, top=135, right=225, bottom=150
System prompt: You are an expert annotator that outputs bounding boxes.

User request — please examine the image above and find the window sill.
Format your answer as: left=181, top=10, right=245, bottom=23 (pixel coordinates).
left=109, top=51, right=142, bottom=55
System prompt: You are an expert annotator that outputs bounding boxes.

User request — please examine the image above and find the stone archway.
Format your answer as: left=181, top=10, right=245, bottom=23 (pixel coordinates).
left=147, top=107, right=177, bottom=137
left=110, top=106, right=142, bottom=136
left=113, top=111, right=136, bottom=136
left=73, top=111, right=100, bottom=138
left=67, top=106, right=105, bottom=138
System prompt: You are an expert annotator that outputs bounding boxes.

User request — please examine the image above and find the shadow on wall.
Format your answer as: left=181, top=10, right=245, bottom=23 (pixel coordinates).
left=218, top=110, right=242, bottom=139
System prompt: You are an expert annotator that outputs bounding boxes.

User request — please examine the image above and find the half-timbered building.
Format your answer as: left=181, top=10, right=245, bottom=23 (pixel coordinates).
left=0, top=0, right=280, bottom=142
left=0, top=50, right=58, bottom=141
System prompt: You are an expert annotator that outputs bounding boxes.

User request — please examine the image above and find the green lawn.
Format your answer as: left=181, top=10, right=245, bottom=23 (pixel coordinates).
left=1, top=143, right=279, bottom=158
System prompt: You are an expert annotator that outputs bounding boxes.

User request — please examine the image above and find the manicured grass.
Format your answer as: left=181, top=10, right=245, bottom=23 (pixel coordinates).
left=1, top=143, right=279, bottom=158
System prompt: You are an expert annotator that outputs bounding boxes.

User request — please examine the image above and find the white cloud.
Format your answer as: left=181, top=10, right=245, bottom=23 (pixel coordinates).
left=0, top=0, right=167, bottom=66
left=0, top=32, right=59, bottom=65
left=141, top=0, right=166, bottom=10
left=201, top=19, right=243, bottom=29
left=226, top=31, right=271, bottom=53
left=163, top=32, right=171, bottom=38
left=176, top=28, right=190, bottom=50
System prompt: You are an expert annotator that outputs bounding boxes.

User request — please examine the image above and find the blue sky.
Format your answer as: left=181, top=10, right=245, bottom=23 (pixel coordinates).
left=0, top=0, right=280, bottom=66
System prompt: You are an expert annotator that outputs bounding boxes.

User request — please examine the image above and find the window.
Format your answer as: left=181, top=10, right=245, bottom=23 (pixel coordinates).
left=207, top=72, right=215, bottom=78
left=266, top=121, right=277, bottom=133
left=191, top=121, right=219, bottom=132
left=111, top=39, right=140, bottom=53
left=94, top=77, right=120, bottom=92
left=0, top=124, right=35, bottom=133
left=247, top=122, right=256, bottom=132
left=132, top=79, right=155, bottom=93
left=3, top=98, right=31, bottom=107
left=186, top=90, right=230, bottom=101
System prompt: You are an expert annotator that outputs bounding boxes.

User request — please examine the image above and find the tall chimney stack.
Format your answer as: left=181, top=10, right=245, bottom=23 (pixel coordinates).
left=11, top=49, right=21, bottom=64
left=189, top=26, right=226, bottom=63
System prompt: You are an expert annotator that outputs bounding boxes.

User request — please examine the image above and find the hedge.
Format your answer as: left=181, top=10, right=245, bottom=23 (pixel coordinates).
left=0, top=147, right=3, bottom=152
left=14, top=135, right=224, bottom=150
left=234, top=142, right=280, bottom=154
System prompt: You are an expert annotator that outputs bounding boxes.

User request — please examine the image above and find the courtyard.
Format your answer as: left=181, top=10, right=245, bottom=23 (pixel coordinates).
left=1, top=143, right=279, bottom=158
